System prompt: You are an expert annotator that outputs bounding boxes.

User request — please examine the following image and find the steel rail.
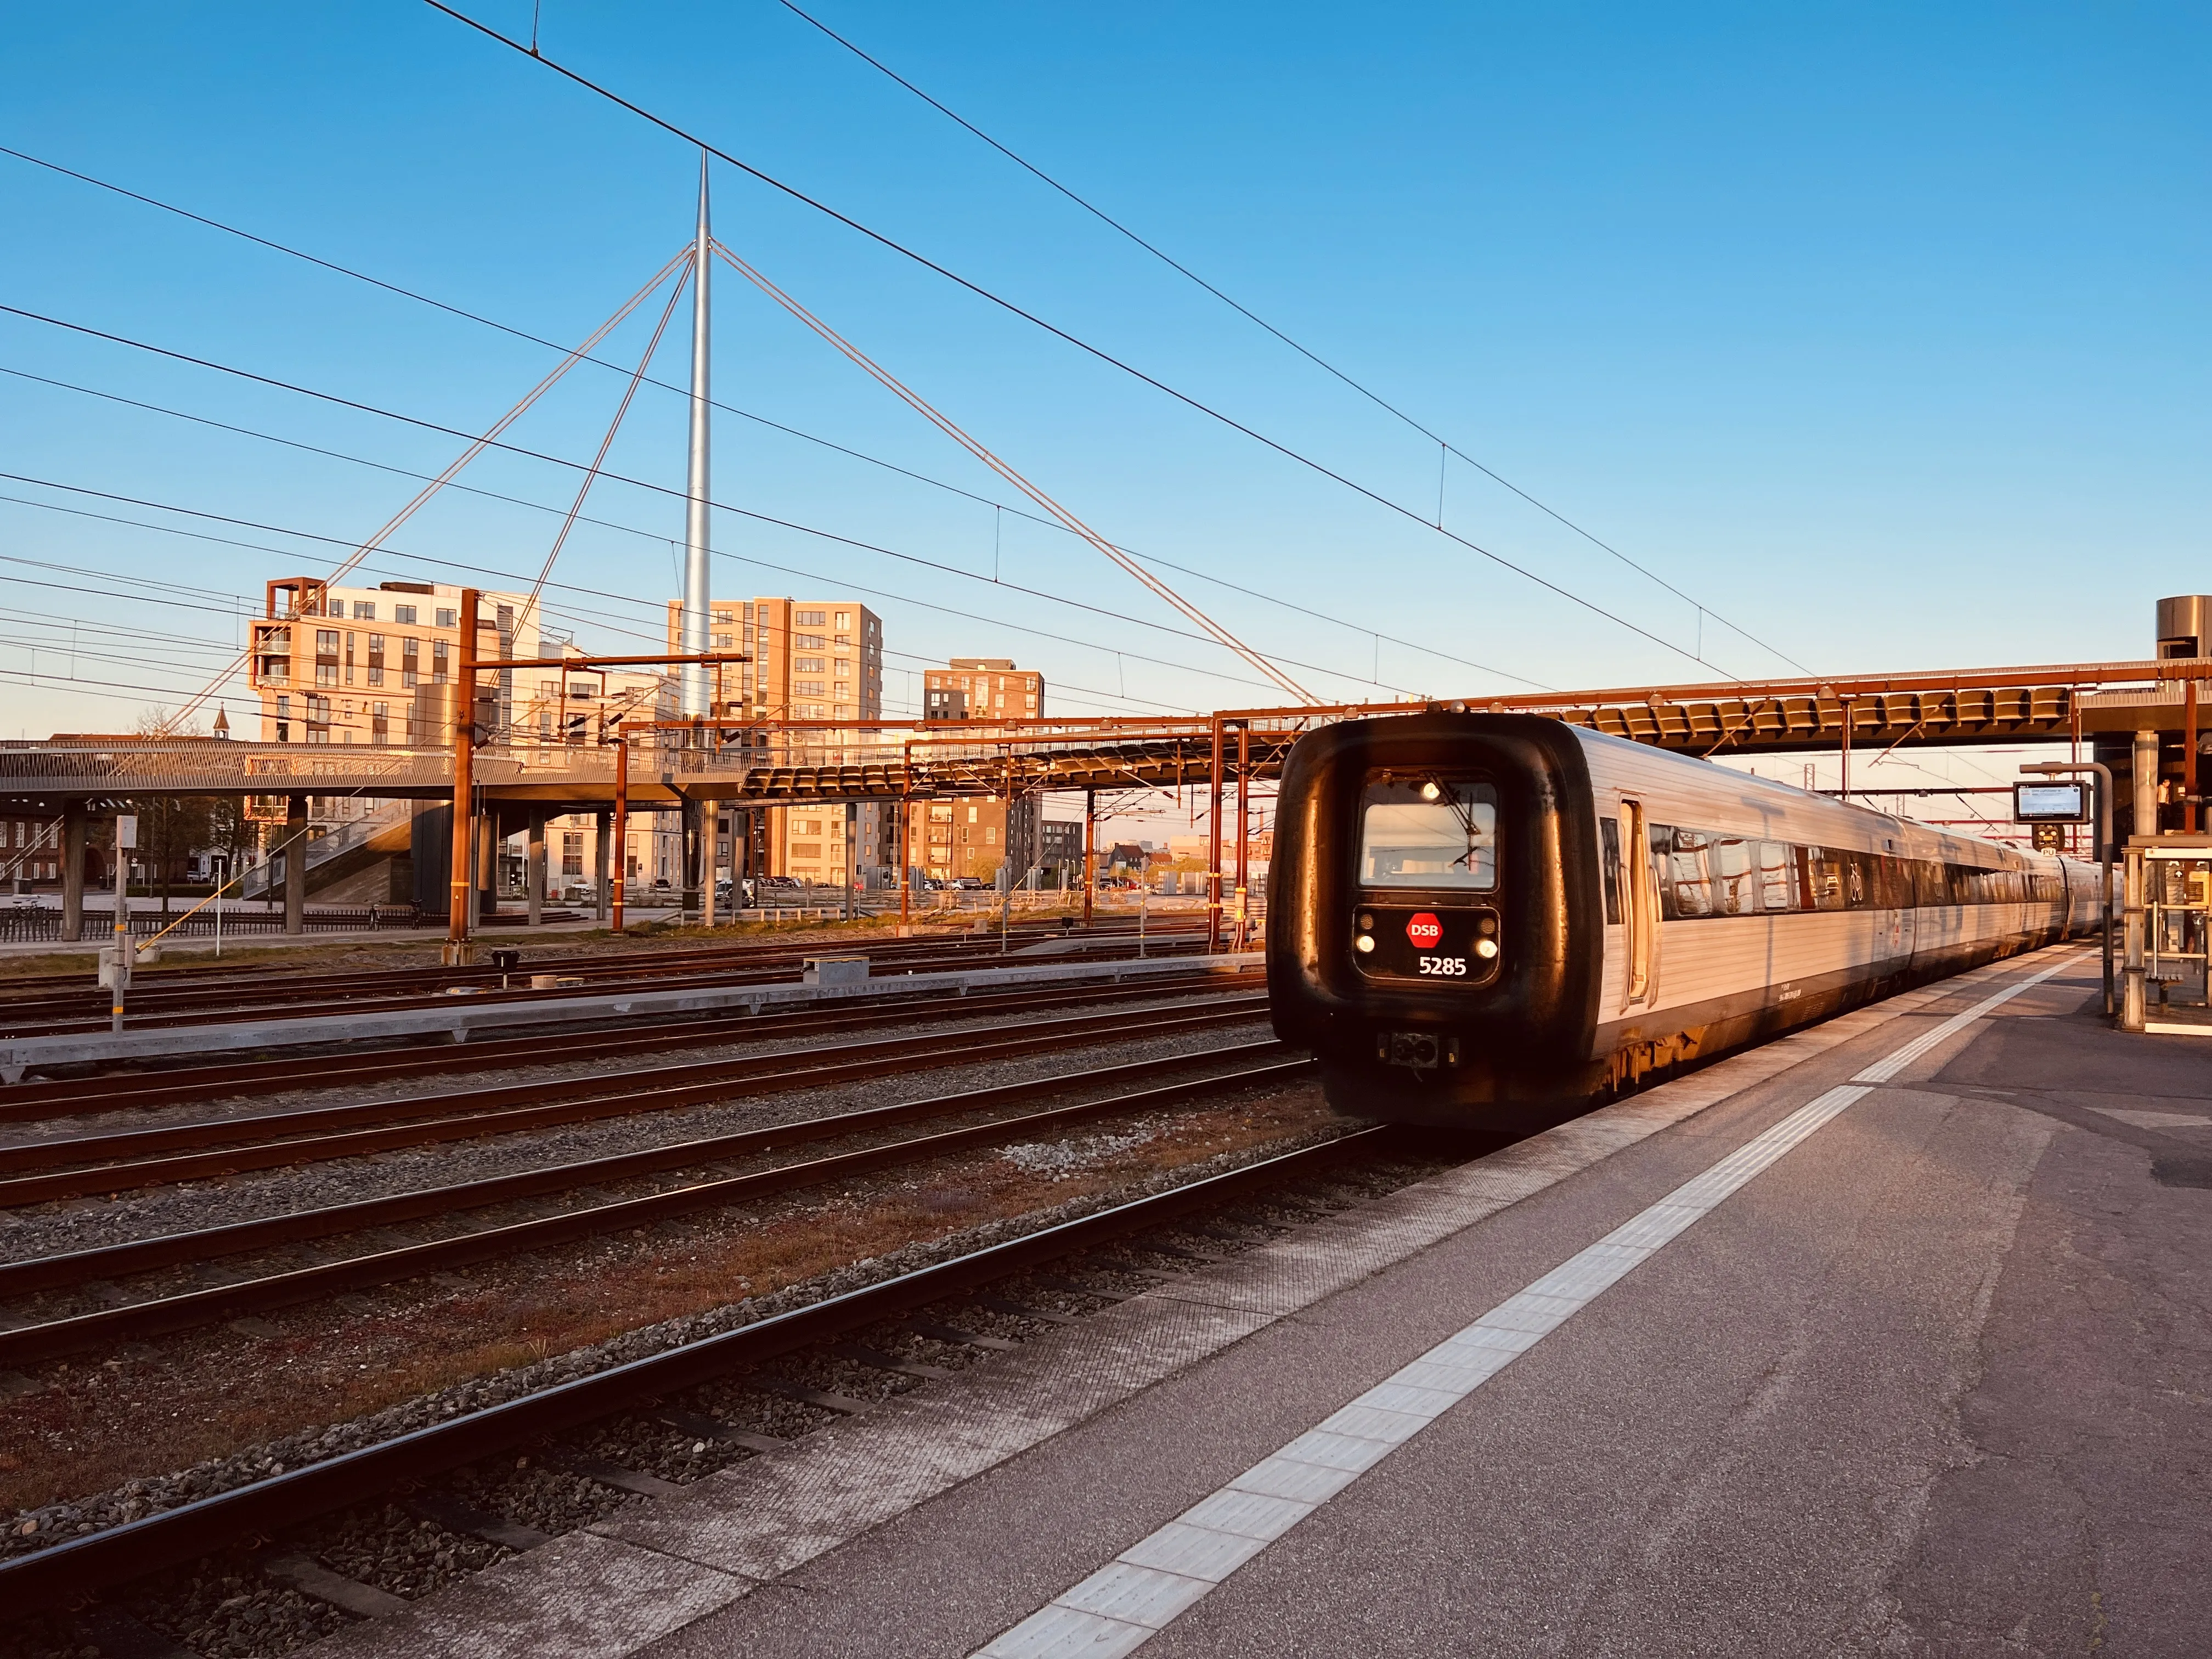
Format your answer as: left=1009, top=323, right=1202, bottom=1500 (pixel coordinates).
left=0, top=1115, right=1378, bottom=1617
left=0, top=917, right=1205, bottom=1014
left=0, top=1048, right=1310, bottom=1364
left=0, top=969, right=1259, bottom=1120
left=0, top=930, right=1212, bottom=1038
left=0, top=940, right=1212, bottom=1040
left=0, top=915, right=1208, bottom=1006
left=0, top=1000, right=1272, bottom=1203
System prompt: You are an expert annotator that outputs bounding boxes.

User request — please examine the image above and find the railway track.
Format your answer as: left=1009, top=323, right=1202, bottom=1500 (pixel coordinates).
left=0, top=1110, right=1430, bottom=1633
left=0, top=994, right=1272, bottom=1201
left=0, top=1045, right=1308, bottom=1364
left=0, top=918, right=1212, bottom=1039
left=0, top=967, right=1262, bottom=1120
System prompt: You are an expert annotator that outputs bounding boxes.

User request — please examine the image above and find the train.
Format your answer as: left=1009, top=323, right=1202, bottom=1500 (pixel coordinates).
left=1266, top=713, right=2101, bottom=1130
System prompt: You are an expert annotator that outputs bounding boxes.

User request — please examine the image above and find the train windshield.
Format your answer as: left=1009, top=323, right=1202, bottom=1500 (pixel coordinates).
left=1359, top=776, right=1498, bottom=890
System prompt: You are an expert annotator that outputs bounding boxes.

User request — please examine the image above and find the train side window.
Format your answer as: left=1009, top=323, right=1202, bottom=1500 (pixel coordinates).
left=1600, top=819, right=1623, bottom=926
left=1844, top=854, right=1869, bottom=909
left=1661, top=828, right=1713, bottom=919
left=1912, top=859, right=1950, bottom=906
left=1757, top=842, right=1798, bottom=912
left=1807, top=848, right=1848, bottom=911
left=1711, top=837, right=1757, bottom=915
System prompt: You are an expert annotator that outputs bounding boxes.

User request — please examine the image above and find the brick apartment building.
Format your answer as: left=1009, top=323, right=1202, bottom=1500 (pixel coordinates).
left=665, top=595, right=893, bottom=887
left=907, top=657, right=1044, bottom=884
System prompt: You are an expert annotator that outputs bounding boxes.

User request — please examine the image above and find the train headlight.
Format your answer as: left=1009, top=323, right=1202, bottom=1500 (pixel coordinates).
left=1420, top=780, right=1442, bottom=802
left=1474, top=938, right=1499, bottom=960
left=1354, top=934, right=1376, bottom=953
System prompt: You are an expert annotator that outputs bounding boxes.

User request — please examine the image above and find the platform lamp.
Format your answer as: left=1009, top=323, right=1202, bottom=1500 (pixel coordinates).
left=2018, top=761, right=2113, bottom=1017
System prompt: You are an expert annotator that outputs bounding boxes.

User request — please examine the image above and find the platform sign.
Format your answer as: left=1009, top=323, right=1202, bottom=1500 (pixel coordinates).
left=2013, top=782, right=2089, bottom=823
left=2032, top=822, right=2066, bottom=851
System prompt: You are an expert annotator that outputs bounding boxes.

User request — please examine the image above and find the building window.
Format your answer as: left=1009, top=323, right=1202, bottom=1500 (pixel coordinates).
left=394, top=605, right=418, bottom=625
left=795, top=657, right=825, bottom=673
left=435, top=608, right=456, bottom=629
left=353, top=601, right=376, bottom=620
left=316, top=629, right=339, bottom=654
left=795, top=609, right=826, bottom=626
left=795, top=681, right=825, bottom=696
left=562, top=832, right=584, bottom=877
left=432, top=640, right=448, bottom=684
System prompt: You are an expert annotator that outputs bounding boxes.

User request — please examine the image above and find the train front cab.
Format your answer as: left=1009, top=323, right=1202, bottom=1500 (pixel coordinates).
left=1267, top=715, right=1606, bottom=1128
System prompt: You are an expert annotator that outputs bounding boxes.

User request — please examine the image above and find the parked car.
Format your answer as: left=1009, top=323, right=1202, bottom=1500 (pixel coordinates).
left=953, top=876, right=987, bottom=891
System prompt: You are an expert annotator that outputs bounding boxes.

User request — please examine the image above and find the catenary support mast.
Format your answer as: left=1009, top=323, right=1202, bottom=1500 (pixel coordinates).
left=681, top=153, right=714, bottom=719
left=680, top=155, right=714, bottom=918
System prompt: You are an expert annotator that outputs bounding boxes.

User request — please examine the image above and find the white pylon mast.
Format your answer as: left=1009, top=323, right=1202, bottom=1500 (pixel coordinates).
left=680, top=151, right=713, bottom=719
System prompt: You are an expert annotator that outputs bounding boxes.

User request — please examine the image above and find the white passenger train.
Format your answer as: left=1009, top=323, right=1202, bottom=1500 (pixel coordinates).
left=1267, top=713, right=2099, bottom=1128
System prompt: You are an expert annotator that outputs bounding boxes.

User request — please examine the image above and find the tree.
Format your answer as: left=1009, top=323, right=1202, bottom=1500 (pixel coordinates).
left=130, top=708, right=215, bottom=916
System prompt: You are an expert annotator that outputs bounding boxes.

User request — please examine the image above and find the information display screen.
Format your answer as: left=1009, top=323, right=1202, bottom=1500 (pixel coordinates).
left=2013, top=782, right=2089, bottom=823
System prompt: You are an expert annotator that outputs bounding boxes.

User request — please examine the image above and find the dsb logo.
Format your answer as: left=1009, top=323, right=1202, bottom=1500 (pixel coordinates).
left=1405, top=912, right=1443, bottom=948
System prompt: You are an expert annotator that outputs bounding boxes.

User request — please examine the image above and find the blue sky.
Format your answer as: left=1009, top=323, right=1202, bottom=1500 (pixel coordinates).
left=1, top=1, right=2205, bottom=747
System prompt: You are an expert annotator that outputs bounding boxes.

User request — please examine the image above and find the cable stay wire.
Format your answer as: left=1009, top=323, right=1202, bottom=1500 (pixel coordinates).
left=0, top=318, right=1494, bottom=698
left=768, top=0, right=1809, bottom=676
left=418, top=0, right=1755, bottom=682
left=0, top=142, right=1522, bottom=689
left=0, top=526, right=1201, bottom=721
left=0, top=477, right=1297, bottom=712
left=706, top=238, right=1316, bottom=704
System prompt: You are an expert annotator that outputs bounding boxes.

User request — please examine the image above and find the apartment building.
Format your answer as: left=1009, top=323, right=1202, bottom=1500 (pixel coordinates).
left=926, top=657, right=1042, bottom=722
left=663, top=595, right=893, bottom=887
left=906, top=657, right=1045, bottom=884
left=249, top=577, right=546, bottom=745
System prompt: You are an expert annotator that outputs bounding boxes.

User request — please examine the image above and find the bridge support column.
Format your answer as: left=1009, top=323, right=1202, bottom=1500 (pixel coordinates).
left=593, top=809, right=611, bottom=922
left=2134, top=729, right=2160, bottom=839
left=680, top=795, right=703, bottom=923
left=1205, top=718, right=1224, bottom=953
left=526, top=807, right=545, bottom=927
left=477, top=810, right=498, bottom=924
left=284, top=794, right=307, bottom=936
left=61, top=803, right=86, bottom=941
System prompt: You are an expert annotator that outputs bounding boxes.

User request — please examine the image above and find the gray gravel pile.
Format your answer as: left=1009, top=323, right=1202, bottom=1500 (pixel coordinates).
left=297, top=1502, right=508, bottom=1600
left=443, top=1460, right=637, bottom=1538
left=130, top=1548, right=355, bottom=1657
left=0, top=1016, right=1276, bottom=1265
left=3, top=1109, right=1356, bottom=1561
left=0, top=986, right=1245, bottom=1155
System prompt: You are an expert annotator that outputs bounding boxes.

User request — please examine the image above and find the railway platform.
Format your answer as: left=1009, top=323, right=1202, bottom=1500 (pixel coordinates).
left=206, top=948, right=2211, bottom=1656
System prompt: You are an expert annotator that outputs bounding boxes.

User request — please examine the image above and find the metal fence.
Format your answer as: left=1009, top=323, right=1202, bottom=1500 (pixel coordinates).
left=0, top=904, right=424, bottom=945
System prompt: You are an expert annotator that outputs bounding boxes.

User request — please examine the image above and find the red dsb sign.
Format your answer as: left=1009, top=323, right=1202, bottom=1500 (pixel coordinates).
left=1406, top=912, right=1443, bottom=948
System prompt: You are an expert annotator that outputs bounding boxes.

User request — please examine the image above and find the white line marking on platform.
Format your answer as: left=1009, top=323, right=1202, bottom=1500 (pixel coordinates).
left=969, top=953, right=2081, bottom=1659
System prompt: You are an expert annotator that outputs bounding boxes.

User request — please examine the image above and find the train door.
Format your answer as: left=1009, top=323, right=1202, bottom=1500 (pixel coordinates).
left=1884, top=850, right=1912, bottom=968
left=1620, top=798, right=1658, bottom=1007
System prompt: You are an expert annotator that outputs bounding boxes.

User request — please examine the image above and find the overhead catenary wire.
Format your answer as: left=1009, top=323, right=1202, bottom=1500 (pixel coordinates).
left=706, top=238, right=1317, bottom=704
left=417, top=0, right=1757, bottom=681
left=0, top=143, right=1528, bottom=691
left=0, top=335, right=1494, bottom=698
left=766, top=0, right=1811, bottom=676
left=0, top=490, right=1220, bottom=718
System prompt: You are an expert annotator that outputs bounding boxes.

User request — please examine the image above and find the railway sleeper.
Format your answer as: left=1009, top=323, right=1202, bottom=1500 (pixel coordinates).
left=2, top=1130, right=1407, bottom=1635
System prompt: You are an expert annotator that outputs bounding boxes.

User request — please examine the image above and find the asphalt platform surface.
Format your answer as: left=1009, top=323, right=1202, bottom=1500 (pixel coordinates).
left=318, top=949, right=2208, bottom=1658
